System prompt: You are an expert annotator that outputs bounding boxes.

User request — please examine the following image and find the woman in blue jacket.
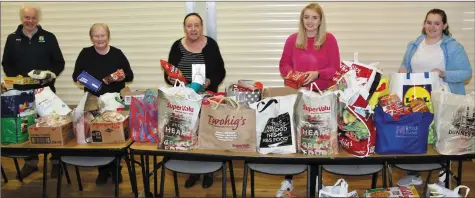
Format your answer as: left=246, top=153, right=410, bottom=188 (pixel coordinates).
left=397, top=8, right=472, bottom=186
left=399, top=8, right=472, bottom=95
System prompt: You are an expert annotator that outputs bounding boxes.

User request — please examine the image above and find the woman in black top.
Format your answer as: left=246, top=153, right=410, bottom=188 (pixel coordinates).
left=73, top=23, right=134, bottom=96
left=72, top=23, right=134, bottom=185
left=164, top=13, right=226, bottom=93
left=164, top=13, right=226, bottom=189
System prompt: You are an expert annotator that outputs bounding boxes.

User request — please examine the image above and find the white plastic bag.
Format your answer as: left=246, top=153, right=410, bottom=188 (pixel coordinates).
left=389, top=72, right=440, bottom=106
left=250, top=94, right=298, bottom=154
left=34, top=87, right=71, bottom=117
left=99, top=92, right=125, bottom=113
left=319, top=179, right=358, bottom=197
left=427, top=183, right=470, bottom=197
left=432, top=87, right=475, bottom=155
left=73, top=93, right=91, bottom=144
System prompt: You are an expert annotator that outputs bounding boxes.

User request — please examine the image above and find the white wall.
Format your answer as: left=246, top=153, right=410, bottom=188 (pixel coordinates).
left=1, top=2, right=474, bottom=105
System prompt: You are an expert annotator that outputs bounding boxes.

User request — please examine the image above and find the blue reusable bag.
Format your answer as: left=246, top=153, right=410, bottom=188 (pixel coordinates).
left=374, top=105, right=433, bottom=154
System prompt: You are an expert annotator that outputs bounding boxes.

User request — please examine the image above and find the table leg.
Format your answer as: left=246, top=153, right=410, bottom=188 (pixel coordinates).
left=124, top=150, right=138, bottom=197
left=241, top=163, right=248, bottom=198
left=160, top=157, right=167, bottom=198
left=222, top=163, right=227, bottom=198
left=317, top=165, right=322, bottom=198
left=308, top=164, right=318, bottom=198
left=43, top=152, right=48, bottom=198
left=115, top=157, right=120, bottom=198
left=445, top=160, right=451, bottom=188
left=383, top=161, right=388, bottom=188
left=153, top=155, right=157, bottom=197
left=457, top=160, right=463, bottom=186
left=140, top=155, right=150, bottom=197
left=1, top=165, right=8, bottom=183
left=228, top=161, right=236, bottom=198
left=56, top=156, right=62, bottom=198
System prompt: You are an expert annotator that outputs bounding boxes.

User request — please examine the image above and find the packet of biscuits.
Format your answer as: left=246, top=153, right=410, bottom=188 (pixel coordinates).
left=410, top=98, right=430, bottom=113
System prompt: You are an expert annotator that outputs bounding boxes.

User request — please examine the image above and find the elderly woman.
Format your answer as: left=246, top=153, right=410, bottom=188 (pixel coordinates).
left=72, top=23, right=134, bottom=185
left=2, top=5, right=65, bottom=179
left=164, top=12, right=226, bottom=93
left=163, top=12, right=226, bottom=189
left=72, top=23, right=134, bottom=97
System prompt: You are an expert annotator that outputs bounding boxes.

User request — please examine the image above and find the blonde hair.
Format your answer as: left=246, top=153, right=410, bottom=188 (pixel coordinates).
left=19, top=5, right=41, bottom=22
left=296, top=3, right=327, bottom=50
left=89, top=23, right=111, bottom=41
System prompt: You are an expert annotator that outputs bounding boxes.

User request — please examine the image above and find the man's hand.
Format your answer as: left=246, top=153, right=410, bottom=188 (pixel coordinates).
left=431, top=68, right=446, bottom=78
left=303, top=71, right=320, bottom=85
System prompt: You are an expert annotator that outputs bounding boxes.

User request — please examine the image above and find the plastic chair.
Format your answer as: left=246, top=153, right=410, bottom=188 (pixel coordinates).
left=243, top=163, right=310, bottom=198
left=322, top=165, right=384, bottom=189
left=160, top=159, right=236, bottom=198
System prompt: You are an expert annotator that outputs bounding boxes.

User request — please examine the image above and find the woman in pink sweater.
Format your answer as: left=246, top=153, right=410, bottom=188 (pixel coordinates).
left=279, top=3, right=340, bottom=91
left=276, top=3, right=340, bottom=197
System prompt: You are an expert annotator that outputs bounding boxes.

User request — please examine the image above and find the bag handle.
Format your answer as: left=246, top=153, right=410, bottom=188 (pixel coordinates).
left=173, top=79, right=193, bottom=100
left=209, top=96, right=240, bottom=110
left=453, top=185, right=470, bottom=197
left=332, top=178, right=349, bottom=195
left=257, top=99, right=278, bottom=113
left=310, top=82, right=324, bottom=96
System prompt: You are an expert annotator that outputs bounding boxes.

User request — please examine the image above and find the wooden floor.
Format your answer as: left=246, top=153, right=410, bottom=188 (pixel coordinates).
left=1, top=155, right=474, bottom=197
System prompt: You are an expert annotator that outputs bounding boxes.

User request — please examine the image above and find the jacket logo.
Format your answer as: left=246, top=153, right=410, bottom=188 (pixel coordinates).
left=16, top=38, right=21, bottom=42
left=39, top=36, right=45, bottom=43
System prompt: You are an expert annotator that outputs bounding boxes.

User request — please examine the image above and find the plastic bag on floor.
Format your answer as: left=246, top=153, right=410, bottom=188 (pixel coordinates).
left=319, top=179, right=358, bottom=197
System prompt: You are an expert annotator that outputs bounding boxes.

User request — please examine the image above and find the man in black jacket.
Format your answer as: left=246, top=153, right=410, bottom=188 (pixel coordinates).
left=2, top=5, right=65, bottom=179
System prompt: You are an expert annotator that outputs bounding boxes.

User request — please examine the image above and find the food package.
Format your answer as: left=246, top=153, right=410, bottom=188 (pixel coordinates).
left=364, top=186, right=419, bottom=197
left=160, top=59, right=187, bottom=84
left=95, top=111, right=126, bottom=123
left=36, top=115, right=71, bottom=127
left=103, top=69, right=125, bottom=84
left=284, top=71, right=308, bottom=89
left=410, top=98, right=430, bottom=113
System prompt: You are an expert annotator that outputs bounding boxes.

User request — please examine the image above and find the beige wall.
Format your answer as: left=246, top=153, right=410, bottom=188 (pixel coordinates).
left=1, top=2, right=474, bottom=105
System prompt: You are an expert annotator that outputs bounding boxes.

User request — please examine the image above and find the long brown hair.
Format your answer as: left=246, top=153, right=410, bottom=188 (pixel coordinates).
left=421, top=8, right=451, bottom=37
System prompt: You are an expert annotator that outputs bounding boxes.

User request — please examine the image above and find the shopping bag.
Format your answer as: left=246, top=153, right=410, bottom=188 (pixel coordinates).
left=158, top=81, right=202, bottom=150
left=294, top=83, right=338, bottom=156
left=72, top=92, right=94, bottom=144
left=1, top=89, right=36, bottom=144
left=374, top=105, right=433, bottom=154
left=432, top=88, right=475, bottom=155
left=34, top=87, right=71, bottom=117
left=130, top=90, right=159, bottom=143
left=250, top=94, right=298, bottom=154
left=389, top=72, right=440, bottom=144
left=427, top=183, right=470, bottom=197
left=198, top=97, right=256, bottom=152
left=319, top=179, right=359, bottom=197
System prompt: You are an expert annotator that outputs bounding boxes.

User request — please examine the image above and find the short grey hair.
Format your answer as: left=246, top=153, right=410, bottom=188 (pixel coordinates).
left=19, top=5, right=42, bottom=22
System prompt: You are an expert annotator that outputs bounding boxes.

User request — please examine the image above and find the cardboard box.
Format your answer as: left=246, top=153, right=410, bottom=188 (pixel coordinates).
left=90, top=117, right=129, bottom=144
left=4, top=77, right=39, bottom=86
left=262, top=87, right=298, bottom=98
left=28, top=121, right=74, bottom=145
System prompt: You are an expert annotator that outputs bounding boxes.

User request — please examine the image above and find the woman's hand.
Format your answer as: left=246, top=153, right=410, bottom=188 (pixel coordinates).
left=398, top=68, right=408, bottom=73
left=303, top=71, right=320, bottom=85
left=167, top=75, right=177, bottom=83
left=431, top=68, right=446, bottom=78
left=203, top=78, right=211, bottom=88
